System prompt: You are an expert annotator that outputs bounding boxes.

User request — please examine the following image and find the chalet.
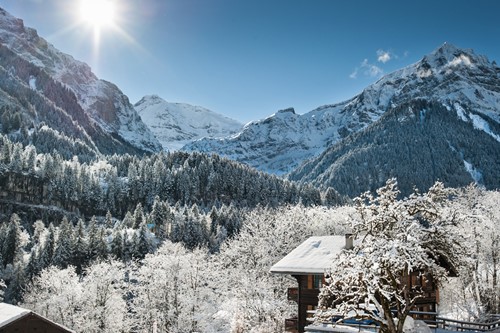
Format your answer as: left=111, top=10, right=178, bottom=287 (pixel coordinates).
left=270, top=235, right=443, bottom=333
left=0, top=303, right=75, bottom=333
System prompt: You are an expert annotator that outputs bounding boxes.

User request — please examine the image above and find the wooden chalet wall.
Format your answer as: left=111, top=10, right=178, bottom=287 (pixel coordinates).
left=289, top=275, right=322, bottom=333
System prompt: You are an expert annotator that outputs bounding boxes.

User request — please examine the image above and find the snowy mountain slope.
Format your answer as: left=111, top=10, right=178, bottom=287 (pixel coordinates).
left=288, top=44, right=500, bottom=196
left=182, top=104, right=364, bottom=175
left=134, top=95, right=242, bottom=151
left=184, top=43, right=500, bottom=175
left=0, top=8, right=161, bottom=154
left=288, top=99, right=500, bottom=197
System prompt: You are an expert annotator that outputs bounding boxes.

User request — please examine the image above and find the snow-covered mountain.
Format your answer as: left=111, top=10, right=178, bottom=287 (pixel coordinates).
left=183, top=104, right=358, bottom=175
left=288, top=43, right=500, bottom=196
left=184, top=43, right=500, bottom=175
left=134, top=95, right=242, bottom=151
left=0, top=8, right=161, bottom=155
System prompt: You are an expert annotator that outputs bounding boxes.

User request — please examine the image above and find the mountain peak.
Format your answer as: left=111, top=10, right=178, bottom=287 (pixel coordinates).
left=276, top=107, right=296, bottom=115
left=422, top=42, right=491, bottom=70
left=434, top=42, right=460, bottom=55
left=136, top=94, right=165, bottom=106
left=0, top=6, right=162, bottom=154
left=135, top=96, right=243, bottom=151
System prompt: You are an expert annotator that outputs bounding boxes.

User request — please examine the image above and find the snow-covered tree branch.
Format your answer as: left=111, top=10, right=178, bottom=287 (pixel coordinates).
left=316, top=179, right=467, bottom=333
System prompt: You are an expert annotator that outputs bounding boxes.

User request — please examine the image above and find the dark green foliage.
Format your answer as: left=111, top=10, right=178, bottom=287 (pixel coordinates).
left=72, top=219, right=88, bottom=275
left=150, top=197, right=170, bottom=240
left=134, top=224, right=151, bottom=259
left=1, top=214, right=22, bottom=266
left=52, top=217, right=74, bottom=269
left=110, top=228, right=124, bottom=260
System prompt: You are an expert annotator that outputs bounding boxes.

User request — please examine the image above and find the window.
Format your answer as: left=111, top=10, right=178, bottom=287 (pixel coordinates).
left=313, top=275, right=323, bottom=289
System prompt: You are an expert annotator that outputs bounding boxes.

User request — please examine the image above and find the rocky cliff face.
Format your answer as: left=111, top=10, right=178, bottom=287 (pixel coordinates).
left=0, top=7, right=161, bottom=156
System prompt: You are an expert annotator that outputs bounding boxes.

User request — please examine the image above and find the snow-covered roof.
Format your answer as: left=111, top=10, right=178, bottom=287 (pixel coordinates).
left=0, top=303, right=75, bottom=332
left=0, top=303, right=30, bottom=328
left=270, top=235, right=349, bottom=275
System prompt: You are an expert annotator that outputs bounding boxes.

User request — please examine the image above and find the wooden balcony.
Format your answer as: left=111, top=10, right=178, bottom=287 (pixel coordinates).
left=288, top=288, right=298, bottom=302
left=301, top=288, right=320, bottom=305
left=287, top=287, right=320, bottom=304
left=285, top=317, right=298, bottom=332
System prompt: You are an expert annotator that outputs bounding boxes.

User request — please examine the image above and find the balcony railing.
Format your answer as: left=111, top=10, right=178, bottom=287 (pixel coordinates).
left=285, top=317, right=298, bottom=332
left=287, top=288, right=298, bottom=302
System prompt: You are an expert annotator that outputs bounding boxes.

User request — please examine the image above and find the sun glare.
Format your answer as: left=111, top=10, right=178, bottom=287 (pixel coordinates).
left=65, top=0, right=144, bottom=71
left=79, top=0, right=116, bottom=29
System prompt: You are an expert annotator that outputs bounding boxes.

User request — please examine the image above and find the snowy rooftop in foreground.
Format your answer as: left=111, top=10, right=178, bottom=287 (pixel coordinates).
left=0, top=303, right=31, bottom=328
left=0, top=302, right=75, bottom=332
left=270, top=235, right=349, bottom=275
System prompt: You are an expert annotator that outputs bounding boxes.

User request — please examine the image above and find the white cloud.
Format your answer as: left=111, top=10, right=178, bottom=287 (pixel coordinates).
left=362, top=59, right=383, bottom=77
left=377, top=49, right=392, bottom=63
left=349, top=68, right=358, bottom=79
left=350, top=59, right=383, bottom=79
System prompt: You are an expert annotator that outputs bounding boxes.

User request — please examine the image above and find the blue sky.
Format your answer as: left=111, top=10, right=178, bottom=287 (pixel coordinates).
left=2, top=0, right=500, bottom=123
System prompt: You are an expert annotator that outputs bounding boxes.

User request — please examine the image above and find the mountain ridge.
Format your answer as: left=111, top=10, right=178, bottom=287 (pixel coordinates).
left=183, top=43, right=500, bottom=177
left=287, top=43, right=500, bottom=195
left=0, top=7, right=161, bottom=155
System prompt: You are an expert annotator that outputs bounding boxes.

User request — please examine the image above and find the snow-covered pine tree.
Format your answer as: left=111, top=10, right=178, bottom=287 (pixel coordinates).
left=110, top=227, right=124, bottom=261
left=72, top=219, right=88, bottom=275
left=38, top=224, right=56, bottom=270
left=87, top=216, right=100, bottom=262
left=134, top=223, right=151, bottom=260
left=53, top=217, right=74, bottom=269
left=2, top=213, right=23, bottom=267
left=133, top=203, right=144, bottom=229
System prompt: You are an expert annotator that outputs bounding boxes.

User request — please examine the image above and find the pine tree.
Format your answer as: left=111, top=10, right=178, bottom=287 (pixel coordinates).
left=209, top=206, right=219, bottom=235
left=150, top=197, right=170, bottom=239
left=4, top=264, right=26, bottom=304
left=133, top=203, right=144, bottom=229
left=96, top=227, right=108, bottom=261
left=111, top=228, right=124, bottom=260
left=25, top=248, right=40, bottom=281
left=39, top=224, right=56, bottom=270
left=135, top=224, right=150, bottom=260
left=105, top=210, right=114, bottom=229
left=87, top=216, right=100, bottom=262
left=72, top=219, right=88, bottom=275
left=31, top=220, right=46, bottom=251
left=122, top=212, right=134, bottom=229
left=2, top=213, right=23, bottom=266
left=53, top=217, right=74, bottom=269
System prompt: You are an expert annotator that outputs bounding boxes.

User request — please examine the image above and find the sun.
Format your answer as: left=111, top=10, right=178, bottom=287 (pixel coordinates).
left=79, top=0, right=116, bottom=29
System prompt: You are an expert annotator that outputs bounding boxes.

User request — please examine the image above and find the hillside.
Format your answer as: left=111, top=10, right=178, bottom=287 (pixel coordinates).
left=289, top=99, right=500, bottom=196
left=0, top=8, right=161, bottom=158
left=184, top=44, right=500, bottom=180
left=288, top=44, right=500, bottom=196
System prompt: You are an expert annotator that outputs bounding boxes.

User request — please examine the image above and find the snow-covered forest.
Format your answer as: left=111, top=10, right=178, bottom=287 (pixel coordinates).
left=1, top=162, right=499, bottom=332
left=0, top=114, right=498, bottom=333
left=0, top=203, right=352, bottom=332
